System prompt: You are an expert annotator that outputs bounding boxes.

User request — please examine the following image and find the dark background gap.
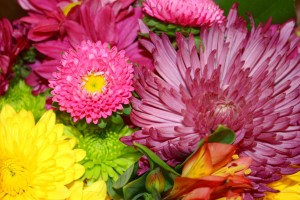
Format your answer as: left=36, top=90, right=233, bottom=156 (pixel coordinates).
left=0, top=0, right=27, bottom=20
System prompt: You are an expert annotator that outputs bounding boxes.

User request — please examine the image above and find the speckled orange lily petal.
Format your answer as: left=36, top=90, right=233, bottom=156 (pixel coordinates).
left=182, top=142, right=236, bottom=178
left=164, top=176, right=227, bottom=200
left=182, top=143, right=213, bottom=178
left=208, top=143, right=237, bottom=171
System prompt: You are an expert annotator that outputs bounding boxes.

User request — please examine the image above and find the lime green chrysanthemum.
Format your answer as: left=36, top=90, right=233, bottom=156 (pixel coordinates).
left=264, top=171, right=300, bottom=199
left=67, top=180, right=107, bottom=200
left=0, top=105, right=86, bottom=199
left=0, top=80, right=46, bottom=120
left=75, top=125, right=141, bottom=182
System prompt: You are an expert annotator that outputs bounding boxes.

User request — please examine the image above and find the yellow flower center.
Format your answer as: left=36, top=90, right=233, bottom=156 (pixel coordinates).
left=0, top=158, right=30, bottom=195
left=62, top=1, right=81, bottom=16
left=82, top=73, right=107, bottom=94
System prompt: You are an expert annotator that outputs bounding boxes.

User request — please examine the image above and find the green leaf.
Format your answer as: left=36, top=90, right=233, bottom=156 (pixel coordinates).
left=112, top=113, right=124, bottom=124
left=23, top=47, right=36, bottom=63
left=134, top=143, right=180, bottom=176
left=143, top=16, right=201, bottom=37
left=215, top=0, right=295, bottom=25
left=122, top=104, right=132, bottom=115
left=97, top=118, right=107, bottom=128
left=150, top=188, right=162, bottom=200
left=107, top=178, right=123, bottom=200
left=133, top=193, right=151, bottom=200
left=162, top=171, right=176, bottom=192
left=113, top=164, right=135, bottom=189
left=208, top=125, right=236, bottom=144
left=123, top=173, right=147, bottom=200
left=132, top=91, right=140, bottom=99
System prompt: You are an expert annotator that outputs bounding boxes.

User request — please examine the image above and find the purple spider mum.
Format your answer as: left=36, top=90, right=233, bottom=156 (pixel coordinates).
left=121, top=5, right=300, bottom=198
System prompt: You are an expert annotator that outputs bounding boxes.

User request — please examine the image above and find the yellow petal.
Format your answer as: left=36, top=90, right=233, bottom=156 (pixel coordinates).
left=47, top=124, right=64, bottom=143
left=56, top=151, right=76, bottom=169
left=182, top=143, right=213, bottom=178
left=68, top=181, right=84, bottom=200
left=287, top=171, right=300, bottom=182
left=74, top=149, right=86, bottom=162
left=67, top=180, right=107, bottom=200
left=45, top=184, right=70, bottom=199
left=38, top=109, right=56, bottom=131
left=0, top=105, right=16, bottom=122
left=83, top=180, right=107, bottom=200
left=73, top=164, right=85, bottom=180
left=57, top=139, right=76, bottom=152
left=38, top=144, right=57, bottom=162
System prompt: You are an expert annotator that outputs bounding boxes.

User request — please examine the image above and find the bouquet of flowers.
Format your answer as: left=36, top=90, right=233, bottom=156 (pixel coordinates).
left=0, top=0, right=299, bottom=199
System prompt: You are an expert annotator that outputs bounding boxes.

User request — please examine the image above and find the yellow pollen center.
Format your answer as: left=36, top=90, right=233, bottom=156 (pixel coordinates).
left=0, top=158, right=30, bottom=195
left=244, top=168, right=252, bottom=175
left=62, top=1, right=81, bottom=16
left=82, top=73, right=107, bottom=94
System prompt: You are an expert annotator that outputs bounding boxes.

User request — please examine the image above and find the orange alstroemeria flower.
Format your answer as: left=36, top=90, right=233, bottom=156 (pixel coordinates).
left=164, top=142, right=253, bottom=200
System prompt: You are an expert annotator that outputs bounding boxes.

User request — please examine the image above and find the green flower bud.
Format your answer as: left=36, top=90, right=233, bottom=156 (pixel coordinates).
left=145, top=168, right=165, bottom=193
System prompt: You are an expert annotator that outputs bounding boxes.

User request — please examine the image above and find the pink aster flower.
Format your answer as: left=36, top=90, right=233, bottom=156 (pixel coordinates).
left=143, top=0, right=225, bottom=27
left=121, top=5, right=300, bottom=198
left=25, top=0, right=152, bottom=94
left=49, top=40, right=134, bottom=124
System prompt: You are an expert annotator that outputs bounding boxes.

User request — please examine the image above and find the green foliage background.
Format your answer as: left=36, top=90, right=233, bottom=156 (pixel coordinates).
left=215, top=0, right=296, bottom=24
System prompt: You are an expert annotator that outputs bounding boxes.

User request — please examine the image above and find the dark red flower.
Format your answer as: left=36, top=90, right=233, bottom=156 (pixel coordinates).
left=0, top=18, right=28, bottom=96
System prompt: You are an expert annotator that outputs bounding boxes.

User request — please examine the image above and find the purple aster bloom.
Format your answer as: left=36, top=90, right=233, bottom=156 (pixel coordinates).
left=121, top=5, right=300, bottom=198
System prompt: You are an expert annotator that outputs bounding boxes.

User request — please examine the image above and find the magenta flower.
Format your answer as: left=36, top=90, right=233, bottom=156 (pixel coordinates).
left=63, top=0, right=152, bottom=67
left=25, top=38, right=71, bottom=94
left=18, top=0, right=81, bottom=93
left=49, top=40, right=134, bottom=124
left=24, top=0, right=152, bottom=94
left=121, top=6, right=300, bottom=198
left=18, top=0, right=80, bottom=41
left=143, top=0, right=225, bottom=27
left=0, top=18, right=27, bottom=96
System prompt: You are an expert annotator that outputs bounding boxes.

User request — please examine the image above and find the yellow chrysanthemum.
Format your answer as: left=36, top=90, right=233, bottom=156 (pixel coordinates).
left=0, top=105, right=86, bottom=199
left=68, top=180, right=107, bottom=200
left=264, top=171, right=300, bottom=199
